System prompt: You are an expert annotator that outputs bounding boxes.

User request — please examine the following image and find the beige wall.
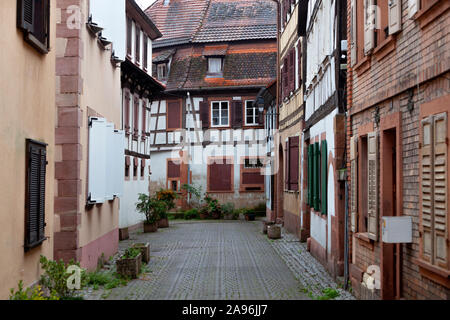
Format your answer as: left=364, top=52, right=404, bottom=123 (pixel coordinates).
left=78, top=5, right=121, bottom=248
left=0, top=0, right=56, bottom=299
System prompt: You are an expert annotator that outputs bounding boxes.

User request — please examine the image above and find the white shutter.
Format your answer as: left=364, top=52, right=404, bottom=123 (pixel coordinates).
left=350, top=0, right=357, bottom=67
left=421, top=116, right=434, bottom=262
left=364, top=0, right=375, bottom=54
left=113, top=130, right=125, bottom=198
left=105, top=122, right=115, bottom=201
left=350, top=135, right=358, bottom=233
left=433, top=113, right=448, bottom=267
left=408, top=0, right=420, bottom=19
left=367, top=132, right=378, bottom=240
left=388, top=0, right=402, bottom=35
left=88, top=118, right=107, bottom=203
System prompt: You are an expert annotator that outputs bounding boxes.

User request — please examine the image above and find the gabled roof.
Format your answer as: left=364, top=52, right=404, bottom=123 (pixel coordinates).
left=145, top=0, right=277, bottom=49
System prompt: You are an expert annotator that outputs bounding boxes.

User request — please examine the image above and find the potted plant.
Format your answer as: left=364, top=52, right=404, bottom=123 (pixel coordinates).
left=136, top=193, right=165, bottom=233
left=157, top=210, right=169, bottom=228
left=132, top=243, right=150, bottom=263
left=116, top=247, right=142, bottom=279
left=205, top=196, right=221, bottom=219
left=156, top=189, right=177, bottom=228
left=244, top=208, right=256, bottom=221
left=199, top=205, right=209, bottom=219
left=222, top=203, right=235, bottom=220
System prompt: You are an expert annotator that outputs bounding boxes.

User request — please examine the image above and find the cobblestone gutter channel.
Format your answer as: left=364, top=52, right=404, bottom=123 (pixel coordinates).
left=82, top=220, right=354, bottom=300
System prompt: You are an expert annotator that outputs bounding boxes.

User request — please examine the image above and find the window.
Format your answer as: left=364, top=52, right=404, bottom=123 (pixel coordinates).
left=208, top=158, right=233, bottom=192
left=133, top=96, right=139, bottom=140
left=211, top=101, right=229, bottom=127
left=135, top=25, right=140, bottom=64
left=140, top=159, right=145, bottom=179
left=285, top=136, right=299, bottom=191
left=127, top=17, right=132, bottom=57
left=125, top=156, right=130, bottom=178
left=241, top=157, right=265, bottom=192
left=17, top=0, right=50, bottom=54
left=157, top=63, right=168, bottom=80
left=25, top=139, right=47, bottom=250
left=143, top=36, right=148, bottom=70
left=349, top=133, right=378, bottom=240
left=167, top=159, right=181, bottom=191
left=208, top=57, right=223, bottom=73
left=306, top=139, right=328, bottom=214
left=420, top=113, right=448, bottom=268
left=124, top=92, right=131, bottom=136
left=133, top=157, right=138, bottom=179
left=141, top=100, right=147, bottom=140
left=245, top=100, right=259, bottom=126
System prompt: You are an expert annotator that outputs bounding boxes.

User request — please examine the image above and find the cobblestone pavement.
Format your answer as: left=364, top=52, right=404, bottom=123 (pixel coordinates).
left=83, top=220, right=354, bottom=300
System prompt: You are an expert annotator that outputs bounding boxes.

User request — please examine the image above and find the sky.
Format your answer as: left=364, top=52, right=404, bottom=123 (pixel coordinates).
left=135, top=0, right=157, bottom=10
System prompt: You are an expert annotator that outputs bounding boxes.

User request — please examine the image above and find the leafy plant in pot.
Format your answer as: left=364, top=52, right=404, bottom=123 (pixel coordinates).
left=243, top=208, right=256, bottom=221
left=205, top=196, right=221, bottom=219
left=116, top=247, right=142, bottom=279
left=222, top=202, right=235, bottom=220
left=136, top=193, right=166, bottom=233
left=156, top=189, right=177, bottom=228
left=199, top=205, right=209, bottom=219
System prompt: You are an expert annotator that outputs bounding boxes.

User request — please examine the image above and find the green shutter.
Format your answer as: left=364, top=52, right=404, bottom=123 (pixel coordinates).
left=307, top=144, right=312, bottom=206
left=314, top=142, right=320, bottom=211
left=321, top=140, right=327, bottom=214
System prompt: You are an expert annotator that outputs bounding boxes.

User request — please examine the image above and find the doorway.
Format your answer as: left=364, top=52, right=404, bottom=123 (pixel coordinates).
left=381, top=127, right=401, bottom=300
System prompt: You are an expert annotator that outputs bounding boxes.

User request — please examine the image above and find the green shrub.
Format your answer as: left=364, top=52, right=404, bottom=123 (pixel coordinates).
left=253, top=202, right=267, bottom=216
left=221, top=203, right=235, bottom=215
left=122, top=247, right=141, bottom=259
left=184, top=208, right=199, bottom=220
left=85, top=271, right=128, bottom=291
left=39, top=255, right=85, bottom=299
left=136, top=193, right=167, bottom=224
left=10, top=280, right=60, bottom=300
left=156, top=189, right=177, bottom=211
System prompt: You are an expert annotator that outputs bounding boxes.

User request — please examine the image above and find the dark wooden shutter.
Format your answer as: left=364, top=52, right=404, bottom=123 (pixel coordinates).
left=209, top=161, right=232, bottom=191
left=350, top=135, right=358, bottom=232
left=283, top=58, right=288, bottom=100
left=127, top=18, right=132, bottom=56
left=321, top=140, right=328, bottom=214
left=313, top=142, right=320, bottom=211
left=18, top=0, right=35, bottom=32
left=297, top=42, right=302, bottom=87
left=133, top=95, right=139, bottom=139
left=124, top=92, right=131, bottom=135
left=142, top=101, right=147, bottom=137
left=289, top=136, right=299, bottom=191
left=289, top=49, right=295, bottom=93
left=232, top=100, right=243, bottom=129
left=143, top=36, right=148, bottom=70
left=168, top=160, right=181, bottom=178
left=25, top=140, right=47, bottom=250
left=135, top=26, right=140, bottom=63
left=285, top=140, right=290, bottom=190
left=200, top=101, right=209, bottom=129
left=167, top=100, right=181, bottom=129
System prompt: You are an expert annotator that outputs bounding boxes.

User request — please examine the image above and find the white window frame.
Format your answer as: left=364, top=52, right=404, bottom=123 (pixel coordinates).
left=208, top=57, right=223, bottom=73
left=245, top=100, right=258, bottom=126
left=210, top=101, right=230, bottom=128
left=157, top=63, right=167, bottom=79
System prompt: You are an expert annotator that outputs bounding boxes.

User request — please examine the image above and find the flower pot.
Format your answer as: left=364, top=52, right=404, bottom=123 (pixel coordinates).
left=245, top=213, right=256, bottom=221
left=157, top=218, right=169, bottom=228
left=116, top=253, right=142, bottom=279
left=143, top=222, right=158, bottom=233
left=223, top=213, right=234, bottom=220
left=262, top=220, right=275, bottom=234
left=267, top=225, right=281, bottom=239
left=132, top=243, right=150, bottom=263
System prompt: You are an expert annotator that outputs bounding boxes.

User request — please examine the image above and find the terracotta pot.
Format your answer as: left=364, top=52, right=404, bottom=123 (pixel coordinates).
left=143, top=222, right=158, bottom=233
left=158, top=218, right=169, bottom=228
left=116, top=253, right=142, bottom=279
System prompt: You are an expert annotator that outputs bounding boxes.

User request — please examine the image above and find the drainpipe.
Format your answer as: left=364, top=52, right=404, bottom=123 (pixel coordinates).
left=186, top=91, right=191, bottom=206
left=344, top=179, right=349, bottom=290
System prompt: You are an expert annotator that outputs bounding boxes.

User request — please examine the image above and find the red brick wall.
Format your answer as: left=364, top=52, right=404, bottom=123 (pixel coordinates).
left=347, top=0, right=450, bottom=299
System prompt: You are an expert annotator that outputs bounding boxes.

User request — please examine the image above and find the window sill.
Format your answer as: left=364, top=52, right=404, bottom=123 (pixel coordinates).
left=415, top=258, right=450, bottom=288
left=414, top=0, right=449, bottom=29
left=373, top=35, right=396, bottom=62
left=206, top=190, right=234, bottom=194
left=354, top=55, right=371, bottom=75
left=24, top=237, right=48, bottom=252
left=355, top=232, right=373, bottom=243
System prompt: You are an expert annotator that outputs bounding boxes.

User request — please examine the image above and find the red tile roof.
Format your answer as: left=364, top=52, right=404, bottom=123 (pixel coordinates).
left=146, top=0, right=276, bottom=49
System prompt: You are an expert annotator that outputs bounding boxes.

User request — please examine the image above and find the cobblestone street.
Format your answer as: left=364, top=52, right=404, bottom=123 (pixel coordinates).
left=84, top=220, right=354, bottom=300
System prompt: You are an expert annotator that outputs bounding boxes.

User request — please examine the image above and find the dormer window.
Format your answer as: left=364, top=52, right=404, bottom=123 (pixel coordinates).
left=208, top=57, right=223, bottom=74
left=157, top=63, right=168, bottom=80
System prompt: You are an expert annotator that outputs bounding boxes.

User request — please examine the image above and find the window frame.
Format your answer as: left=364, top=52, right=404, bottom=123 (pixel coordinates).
left=240, top=156, right=265, bottom=192
left=167, top=158, right=181, bottom=192
left=157, top=63, right=168, bottom=80
left=244, top=100, right=259, bottom=126
left=207, top=57, right=224, bottom=75
left=17, top=0, right=51, bottom=54
left=207, top=156, right=234, bottom=193
left=210, top=101, right=230, bottom=128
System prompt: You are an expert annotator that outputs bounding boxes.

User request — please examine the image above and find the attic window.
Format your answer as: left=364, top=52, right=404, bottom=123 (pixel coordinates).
left=157, top=63, right=168, bottom=80
left=208, top=57, right=223, bottom=74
